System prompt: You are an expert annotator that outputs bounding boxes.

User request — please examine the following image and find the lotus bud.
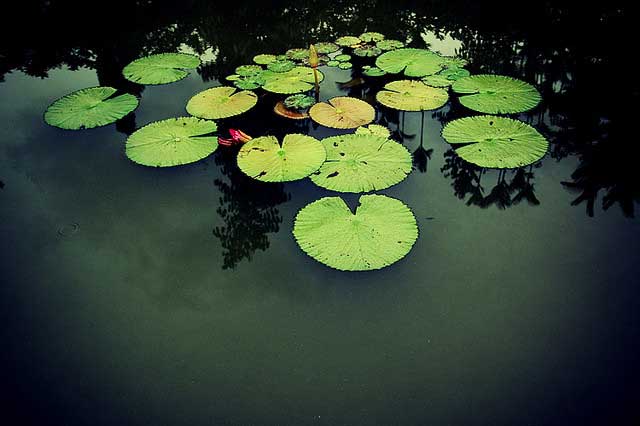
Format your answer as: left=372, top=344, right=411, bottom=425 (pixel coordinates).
left=309, top=44, right=319, bottom=68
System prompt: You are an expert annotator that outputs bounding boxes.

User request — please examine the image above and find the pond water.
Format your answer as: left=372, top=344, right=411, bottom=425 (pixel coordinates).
left=1, top=1, right=639, bottom=425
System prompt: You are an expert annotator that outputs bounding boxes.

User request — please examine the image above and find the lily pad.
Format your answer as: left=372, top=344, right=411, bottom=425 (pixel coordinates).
left=284, top=94, right=316, bottom=110
left=442, top=56, right=468, bottom=68
left=286, top=48, right=309, bottom=61
left=362, top=66, right=387, bottom=77
left=233, top=74, right=265, bottom=90
left=336, top=36, right=361, bottom=47
left=335, top=54, right=351, bottom=62
left=225, top=74, right=241, bottom=81
left=253, top=54, right=277, bottom=65
left=310, top=133, right=412, bottom=192
left=235, top=64, right=263, bottom=76
left=326, top=60, right=340, bottom=67
left=44, top=86, right=139, bottom=130
left=125, top=117, right=218, bottom=167
left=376, top=80, right=449, bottom=111
left=359, top=32, right=385, bottom=43
left=376, top=39, right=405, bottom=50
left=309, top=97, right=375, bottom=129
left=293, top=194, right=418, bottom=271
left=186, top=86, right=258, bottom=119
left=376, top=48, right=445, bottom=77
left=354, top=46, right=382, bottom=57
left=274, top=102, right=309, bottom=120
left=452, top=75, right=542, bottom=114
left=237, top=134, right=326, bottom=182
left=441, top=115, right=549, bottom=168
left=267, top=59, right=295, bottom=73
left=261, top=66, right=324, bottom=94
left=422, top=67, right=470, bottom=87
left=122, top=53, right=200, bottom=85
left=355, top=124, right=391, bottom=138
left=315, top=42, right=340, bottom=54
left=338, top=62, right=353, bottom=70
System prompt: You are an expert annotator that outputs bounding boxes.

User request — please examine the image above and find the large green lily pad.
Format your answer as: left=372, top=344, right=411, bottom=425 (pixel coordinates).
left=336, top=36, right=362, bottom=47
left=286, top=48, right=309, bottom=61
left=186, top=86, right=258, bottom=119
left=44, top=86, right=138, bottom=130
left=376, top=39, right=405, bottom=51
left=310, top=133, right=412, bottom=192
left=355, top=124, right=391, bottom=139
left=376, top=80, right=449, bottom=111
left=122, top=53, right=200, bottom=85
left=441, top=115, right=549, bottom=168
left=309, top=97, right=375, bottom=129
left=261, top=66, right=324, bottom=94
left=293, top=194, right=418, bottom=271
left=237, top=134, right=326, bottom=182
left=452, top=75, right=541, bottom=114
left=376, top=48, right=445, bottom=77
left=422, top=67, right=471, bottom=87
left=253, top=54, right=277, bottom=65
left=125, top=117, right=218, bottom=167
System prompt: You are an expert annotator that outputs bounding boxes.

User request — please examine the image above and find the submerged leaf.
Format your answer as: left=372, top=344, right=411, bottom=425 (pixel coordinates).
left=441, top=115, right=549, bottom=168
left=44, top=86, right=138, bottom=130
left=261, top=66, right=324, bottom=94
left=237, top=134, right=326, bottom=182
left=309, top=96, right=375, bottom=129
left=452, top=75, right=541, bottom=114
left=122, top=53, right=200, bottom=85
left=310, top=133, right=412, bottom=192
left=376, top=80, right=449, bottom=111
left=293, top=194, right=418, bottom=271
left=125, top=117, right=217, bottom=167
left=186, top=86, right=258, bottom=119
left=376, top=48, right=445, bottom=77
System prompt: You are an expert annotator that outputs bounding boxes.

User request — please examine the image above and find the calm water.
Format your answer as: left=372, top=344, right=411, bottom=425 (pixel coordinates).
left=1, top=1, right=639, bottom=425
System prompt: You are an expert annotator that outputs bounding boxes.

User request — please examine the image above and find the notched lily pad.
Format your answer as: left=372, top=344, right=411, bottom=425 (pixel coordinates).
left=286, top=48, right=310, bottom=61
left=334, top=54, right=351, bottom=62
left=359, top=32, right=385, bottom=43
left=237, top=134, right=326, bottom=182
left=355, top=124, right=391, bottom=139
left=310, top=133, right=412, bottom=192
left=122, top=53, right=200, bottom=85
left=267, top=59, right=296, bottom=73
left=293, top=194, right=418, bottom=271
left=44, top=86, right=138, bottom=130
left=186, top=86, right=258, bottom=119
left=336, top=36, right=362, bottom=47
left=315, top=42, right=340, bottom=54
left=422, top=67, right=470, bottom=87
left=441, top=115, right=549, bottom=168
left=125, top=117, right=218, bottom=167
left=309, top=96, right=375, bottom=129
left=284, top=94, right=316, bottom=110
left=235, top=64, right=263, bottom=76
left=452, top=75, right=542, bottom=114
left=338, top=62, right=353, bottom=70
left=376, top=80, right=449, bottom=111
left=253, top=54, right=277, bottom=65
left=261, top=66, right=324, bottom=94
left=354, top=46, right=382, bottom=58
left=362, top=66, right=387, bottom=77
left=376, top=48, right=445, bottom=77
left=376, top=39, right=405, bottom=51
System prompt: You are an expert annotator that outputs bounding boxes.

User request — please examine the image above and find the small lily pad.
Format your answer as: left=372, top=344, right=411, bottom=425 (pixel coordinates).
left=355, top=124, right=391, bottom=139
left=452, top=75, right=542, bottom=114
left=237, top=134, right=326, bottom=182
left=286, top=48, right=309, bottom=61
left=225, top=74, right=241, bottom=81
left=293, top=194, right=418, bottom=271
left=441, top=115, right=549, bottom=168
left=376, top=48, right=445, bottom=77
left=267, top=59, right=296, bottom=73
left=315, top=42, right=340, bottom=54
left=284, top=94, right=316, bottom=110
left=376, top=39, right=405, bottom=50
left=310, top=133, right=412, bottom=192
left=122, top=53, right=200, bottom=85
left=442, top=56, right=468, bottom=68
left=359, top=32, right=385, bottom=43
left=338, top=62, right=353, bottom=70
left=261, top=66, right=324, bottom=94
left=253, top=54, right=277, bottom=65
left=125, top=117, right=217, bottom=167
left=422, top=67, right=470, bottom=87
left=335, top=54, right=351, bottom=62
left=376, top=80, right=449, bottom=111
left=274, top=102, right=309, bottom=120
left=336, top=36, right=362, bottom=47
left=233, top=74, right=266, bottom=90
left=235, top=65, right=263, bottom=76
left=309, top=96, right=375, bottom=129
left=326, top=60, right=340, bottom=67
left=186, top=86, right=258, bottom=119
left=44, top=86, right=138, bottom=130
left=354, top=46, right=382, bottom=57
left=362, top=66, right=387, bottom=77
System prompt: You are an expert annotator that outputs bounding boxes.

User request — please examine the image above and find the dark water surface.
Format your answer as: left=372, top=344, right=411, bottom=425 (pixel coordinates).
left=1, top=1, right=639, bottom=425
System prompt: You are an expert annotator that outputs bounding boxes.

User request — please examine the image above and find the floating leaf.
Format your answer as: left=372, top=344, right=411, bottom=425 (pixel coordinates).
left=336, top=36, right=361, bottom=47
left=122, top=53, right=200, bottom=85
left=284, top=94, right=316, bottom=110
left=293, top=194, right=418, bottom=271
left=362, top=66, right=387, bottom=77
left=309, top=97, right=375, bottom=129
left=442, top=56, right=468, bottom=68
left=355, top=124, right=391, bottom=139
left=422, top=67, right=470, bottom=87
left=186, top=86, right=258, bottom=119
left=310, top=133, right=412, bottom=192
left=452, top=75, right=542, bottom=114
left=235, top=64, right=263, bottom=76
left=359, top=32, right=385, bottom=43
left=267, top=59, right=295, bottom=73
left=354, top=46, right=382, bottom=57
left=261, top=66, right=324, bottom=94
left=376, top=39, right=405, bottom=50
left=376, top=48, right=445, bottom=77
left=326, top=60, right=340, bottom=67
left=274, top=102, right=309, bottom=120
left=334, top=54, right=351, bottom=62
left=237, top=134, right=326, bottom=182
left=315, top=42, right=340, bottom=54
left=233, top=74, right=265, bottom=90
left=338, top=62, right=353, bottom=70
left=376, top=80, right=448, bottom=111
left=225, top=74, right=241, bottom=81
left=125, top=117, right=217, bottom=167
left=441, top=115, right=549, bottom=168
left=44, top=86, right=138, bottom=130
left=286, top=48, right=309, bottom=61
left=253, top=54, right=277, bottom=65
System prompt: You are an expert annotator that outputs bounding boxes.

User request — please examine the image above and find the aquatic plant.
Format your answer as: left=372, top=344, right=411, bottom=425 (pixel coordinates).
left=122, top=53, right=200, bottom=85
left=309, top=96, right=375, bottom=129
left=376, top=80, right=449, bottom=111
left=376, top=48, right=445, bottom=77
left=261, top=66, right=323, bottom=94
left=452, top=75, right=541, bottom=114
left=186, top=86, right=258, bottom=119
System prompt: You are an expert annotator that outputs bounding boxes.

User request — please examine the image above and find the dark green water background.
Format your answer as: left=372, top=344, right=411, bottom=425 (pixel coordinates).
left=1, top=1, right=639, bottom=425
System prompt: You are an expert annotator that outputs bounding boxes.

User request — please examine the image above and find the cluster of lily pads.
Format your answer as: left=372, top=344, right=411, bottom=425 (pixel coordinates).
left=42, top=31, right=548, bottom=271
